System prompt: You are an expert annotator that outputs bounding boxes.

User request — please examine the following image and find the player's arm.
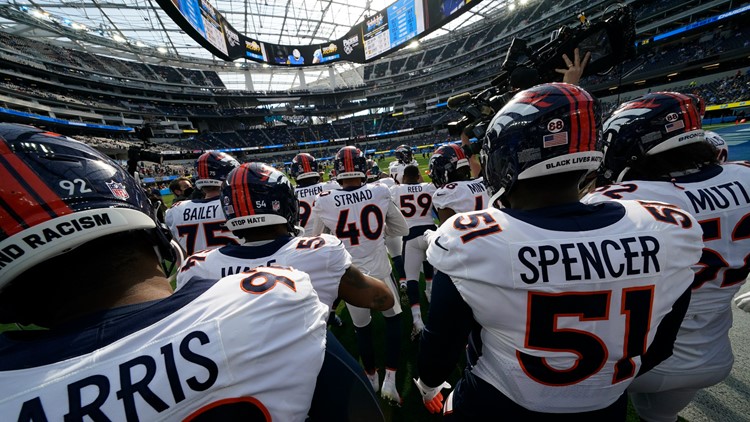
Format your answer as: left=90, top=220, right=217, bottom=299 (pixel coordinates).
left=461, top=132, right=482, bottom=179
left=385, top=199, right=410, bottom=237
left=416, top=271, right=473, bottom=411
left=638, top=285, right=691, bottom=376
left=555, top=48, right=591, bottom=85
left=338, top=265, right=395, bottom=311
left=436, top=207, right=456, bottom=226
left=308, top=202, right=326, bottom=236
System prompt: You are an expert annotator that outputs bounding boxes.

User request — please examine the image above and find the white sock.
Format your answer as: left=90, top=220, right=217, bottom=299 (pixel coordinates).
left=411, top=304, right=422, bottom=322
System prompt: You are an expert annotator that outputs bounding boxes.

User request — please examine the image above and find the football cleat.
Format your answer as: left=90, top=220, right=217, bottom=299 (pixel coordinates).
left=381, top=371, right=403, bottom=405
left=411, top=319, right=425, bottom=341
left=366, top=370, right=380, bottom=393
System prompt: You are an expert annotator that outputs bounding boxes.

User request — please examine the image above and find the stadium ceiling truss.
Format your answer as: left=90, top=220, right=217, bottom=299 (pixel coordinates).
left=0, top=0, right=514, bottom=90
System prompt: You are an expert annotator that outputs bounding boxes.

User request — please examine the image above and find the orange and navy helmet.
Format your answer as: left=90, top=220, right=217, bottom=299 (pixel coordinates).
left=482, top=83, right=603, bottom=201
left=705, top=130, right=728, bottom=164
left=428, top=143, right=469, bottom=187
left=290, top=153, right=319, bottom=181
left=195, top=151, right=240, bottom=189
left=221, top=162, right=300, bottom=234
left=601, top=91, right=703, bottom=182
left=333, top=146, right=367, bottom=180
left=0, top=123, right=178, bottom=289
left=394, top=145, right=413, bottom=164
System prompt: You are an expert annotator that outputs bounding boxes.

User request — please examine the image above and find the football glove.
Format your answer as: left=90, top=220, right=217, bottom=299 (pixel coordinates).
left=413, top=378, right=451, bottom=414
left=735, top=291, right=750, bottom=312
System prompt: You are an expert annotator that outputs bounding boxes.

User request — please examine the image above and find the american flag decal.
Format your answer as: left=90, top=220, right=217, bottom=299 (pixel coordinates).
left=665, top=120, right=685, bottom=133
left=543, top=132, right=568, bottom=148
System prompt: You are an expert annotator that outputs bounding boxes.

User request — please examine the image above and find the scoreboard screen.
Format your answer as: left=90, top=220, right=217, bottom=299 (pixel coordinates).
left=157, top=0, right=481, bottom=65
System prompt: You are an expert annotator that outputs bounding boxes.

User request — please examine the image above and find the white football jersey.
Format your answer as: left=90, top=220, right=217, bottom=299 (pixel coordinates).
left=0, top=267, right=328, bottom=421
left=165, top=197, right=239, bottom=256
left=295, top=182, right=339, bottom=230
left=389, top=160, right=419, bottom=184
left=312, top=183, right=408, bottom=279
left=176, top=234, right=351, bottom=310
left=390, top=182, right=437, bottom=228
left=373, top=177, right=395, bottom=188
left=583, top=162, right=750, bottom=372
left=426, top=201, right=702, bottom=413
left=432, top=177, right=490, bottom=214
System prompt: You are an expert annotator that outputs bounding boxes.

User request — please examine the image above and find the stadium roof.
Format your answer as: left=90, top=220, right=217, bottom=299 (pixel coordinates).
left=0, top=0, right=514, bottom=62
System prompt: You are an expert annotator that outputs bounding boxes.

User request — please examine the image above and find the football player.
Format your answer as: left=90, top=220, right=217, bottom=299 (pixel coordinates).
left=0, top=124, right=330, bottom=421
left=290, top=152, right=345, bottom=325
left=584, top=92, right=749, bottom=422
left=389, top=164, right=437, bottom=339
left=310, top=146, right=410, bottom=404
left=165, top=151, right=240, bottom=255
left=367, top=159, right=393, bottom=186
left=388, top=144, right=419, bottom=184
left=176, top=162, right=392, bottom=420
left=371, top=157, right=405, bottom=285
left=428, top=143, right=490, bottom=224
left=414, top=84, right=703, bottom=419
left=290, top=152, right=339, bottom=233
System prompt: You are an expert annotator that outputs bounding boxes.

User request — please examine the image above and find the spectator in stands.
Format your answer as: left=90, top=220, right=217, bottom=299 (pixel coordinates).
left=169, top=176, right=194, bottom=203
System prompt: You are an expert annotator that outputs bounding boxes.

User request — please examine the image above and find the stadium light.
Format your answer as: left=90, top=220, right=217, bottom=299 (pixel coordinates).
left=509, top=3, right=517, bottom=11
left=30, top=9, right=49, bottom=20
left=520, top=0, right=529, bottom=4
left=234, top=62, right=243, bottom=67
left=157, top=46, right=168, bottom=54
left=112, top=34, right=126, bottom=43
left=408, top=40, right=420, bottom=49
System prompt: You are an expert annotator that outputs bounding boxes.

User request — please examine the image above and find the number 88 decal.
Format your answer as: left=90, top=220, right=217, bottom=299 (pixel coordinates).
left=519, top=287, right=654, bottom=386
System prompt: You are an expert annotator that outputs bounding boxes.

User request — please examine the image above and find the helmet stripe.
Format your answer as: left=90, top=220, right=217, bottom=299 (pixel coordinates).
left=198, top=153, right=209, bottom=179
left=663, top=92, right=698, bottom=130
left=0, top=196, right=29, bottom=236
left=302, top=157, right=312, bottom=173
left=0, top=140, right=72, bottom=220
left=241, top=165, right=255, bottom=215
left=231, top=165, right=248, bottom=217
left=557, top=85, right=581, bottom=153
left=575, top=86, right=597, bottom=151
left=345, top=148, right=353, bottom=172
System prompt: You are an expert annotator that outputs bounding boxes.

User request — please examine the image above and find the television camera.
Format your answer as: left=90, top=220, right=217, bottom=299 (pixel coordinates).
left=446, top=3, right=636, bottom=145
left=127, top=124, right=163, bottom=176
